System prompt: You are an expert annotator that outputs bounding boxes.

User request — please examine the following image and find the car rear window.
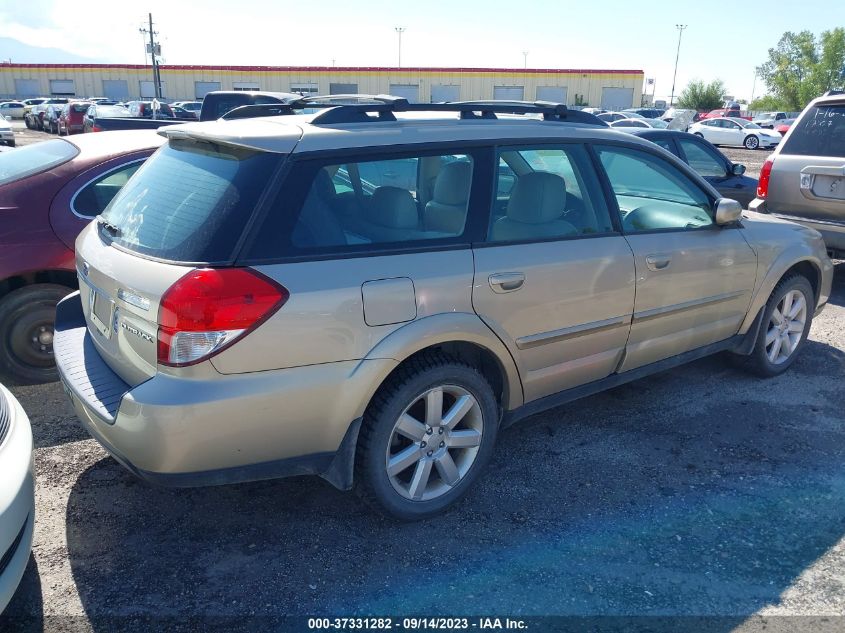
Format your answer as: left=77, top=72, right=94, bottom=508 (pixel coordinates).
left=0, top=139, right=79, bottom=186
left=71, top=103, right=89, bottom=113
left=781, top=104, right=845, bottom=157
left=100, top=138, right=281, bottom=263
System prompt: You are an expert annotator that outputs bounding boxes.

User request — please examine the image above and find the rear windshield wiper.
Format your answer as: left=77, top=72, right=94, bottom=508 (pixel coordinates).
left=96, top=215, right=122, bottom=237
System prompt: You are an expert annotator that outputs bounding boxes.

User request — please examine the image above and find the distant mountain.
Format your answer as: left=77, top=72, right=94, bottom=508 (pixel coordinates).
left=0, top=37, right=103, bottom=64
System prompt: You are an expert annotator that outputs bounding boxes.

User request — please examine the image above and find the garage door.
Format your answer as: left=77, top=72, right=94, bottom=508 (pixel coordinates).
left=140, top=81, right=166, bottom=98
left=494, top=86, right=525, bottom=101
left=600, top=87, right=634, bottom=111
left=49, top=80, right=75, bottom=96
left=14, top=79, right=40, bottom=97
left=195, top=81, right=221, bottom=99
left=102, top=80, right=129, bottom=100
left=431, top=84, right=460, bottom=103
left=536, top=86, right=567, bottom=104
left=389, top=84, right=419, bottom=103
left=330, top=83, right=358, bottom=95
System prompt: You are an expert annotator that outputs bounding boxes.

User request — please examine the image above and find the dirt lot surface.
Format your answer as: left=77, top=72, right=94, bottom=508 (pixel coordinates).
left=2, top=120, right=844, bottom=632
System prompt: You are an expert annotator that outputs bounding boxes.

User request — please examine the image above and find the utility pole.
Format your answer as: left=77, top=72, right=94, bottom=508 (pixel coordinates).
left=522, top=51, right=528, bottom=69
left=139, top=14, right=162, bottom=99
left=669, top=24, right=687, bottom=107
left=395, top=27, right=406, bottom=68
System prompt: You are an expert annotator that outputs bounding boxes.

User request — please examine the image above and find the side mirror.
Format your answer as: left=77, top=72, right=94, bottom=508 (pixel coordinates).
left=715, top=198, right=742, bottom=225
left=732, top=163, right=746, bottom=176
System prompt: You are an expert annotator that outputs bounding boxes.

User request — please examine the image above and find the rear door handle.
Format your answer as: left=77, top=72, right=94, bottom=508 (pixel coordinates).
left=645, top=254, right=672, bottom=271
left=489, top=272, right=525, bottom=293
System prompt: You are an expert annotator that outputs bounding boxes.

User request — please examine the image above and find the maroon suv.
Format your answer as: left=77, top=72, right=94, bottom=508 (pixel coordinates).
left=0, top=130, right=164, bottom=383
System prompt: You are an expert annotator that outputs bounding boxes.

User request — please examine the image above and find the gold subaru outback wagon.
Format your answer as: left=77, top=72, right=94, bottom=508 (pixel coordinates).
left=54, top=98, right=833, bottom=520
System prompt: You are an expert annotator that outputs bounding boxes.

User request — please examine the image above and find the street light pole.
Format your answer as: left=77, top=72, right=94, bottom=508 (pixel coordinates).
left=522, top=51, right=528, bottom=69
left=750, top=69, right=757, bottom=104
left=669, top=24, right=687, bottom=107
left=395, top=27, right=406, bottom=68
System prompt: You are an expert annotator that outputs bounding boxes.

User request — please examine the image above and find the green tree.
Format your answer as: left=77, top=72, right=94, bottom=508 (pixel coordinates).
left=749, top=94, right=791, bottom=111
left=677, top=79, right=726, bottom=111
left=758, top=28, right=845, bottom=110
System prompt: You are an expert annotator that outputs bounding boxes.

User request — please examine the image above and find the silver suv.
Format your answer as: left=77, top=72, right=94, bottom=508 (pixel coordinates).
left=54, top=98, right=833, bottom=520
left=750, top=91, right=845, bottom=258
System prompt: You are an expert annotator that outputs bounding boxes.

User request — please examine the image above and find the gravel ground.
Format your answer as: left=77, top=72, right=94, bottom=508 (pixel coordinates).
left=720, top=147, right=769, bottom=179
left=1, top=271, right=844, bottom=630
left=3, top=122, right=844, bottom=631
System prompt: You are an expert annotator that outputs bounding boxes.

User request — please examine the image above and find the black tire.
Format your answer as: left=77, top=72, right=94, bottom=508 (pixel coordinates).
left=24, top=117, right=32, bottom=130
left=732, top=274, right=814, bottom=378
left=744, top=134, right=759, bottom=150
left=0, top=284, right=72, bottom=385
left=355, top=352, right=499, bottom=520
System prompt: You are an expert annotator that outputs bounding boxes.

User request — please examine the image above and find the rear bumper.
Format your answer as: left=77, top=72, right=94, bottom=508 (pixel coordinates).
left=53, top=292, right=393, bottom=489
left=0, top=385, right=35, bottom=614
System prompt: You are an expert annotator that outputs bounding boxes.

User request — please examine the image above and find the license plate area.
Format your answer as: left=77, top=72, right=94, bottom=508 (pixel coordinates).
left=88, top=285, right=114, bottom=339
left=811, top=175, right=845, bottom=201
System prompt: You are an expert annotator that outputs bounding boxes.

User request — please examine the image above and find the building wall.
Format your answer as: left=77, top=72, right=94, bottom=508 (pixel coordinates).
left=0, top=63, right=643, bottom=108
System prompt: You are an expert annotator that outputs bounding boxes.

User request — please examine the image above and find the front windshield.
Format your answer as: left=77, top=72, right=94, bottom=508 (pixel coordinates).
left=736, top=120, right=761, bottom=129
left=648, top=119, right=669, bottom=128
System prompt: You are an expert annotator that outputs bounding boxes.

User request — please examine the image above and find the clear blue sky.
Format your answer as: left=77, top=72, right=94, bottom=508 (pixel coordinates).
left=1, top=0, right=842, bottom=101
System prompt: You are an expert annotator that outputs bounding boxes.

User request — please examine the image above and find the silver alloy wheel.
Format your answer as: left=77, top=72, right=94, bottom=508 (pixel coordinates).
left=745, top=135, right=759, bottom=149
left=385, top=385, right=483, bottom=502
left=766, top=289, right=807, bottom=365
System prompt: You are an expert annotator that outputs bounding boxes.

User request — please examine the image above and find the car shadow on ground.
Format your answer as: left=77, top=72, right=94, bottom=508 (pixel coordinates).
left=43, top=331, right=845, bottom=629
left=0, top=556, right=43, bottom=631
left=7, top=381, right=88, bottom=450
left=826, top=260, right=845, bottom=307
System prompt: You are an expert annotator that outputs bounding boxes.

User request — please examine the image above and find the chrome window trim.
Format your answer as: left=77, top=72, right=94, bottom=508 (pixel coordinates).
left=69, top=157, right=146, bottom=219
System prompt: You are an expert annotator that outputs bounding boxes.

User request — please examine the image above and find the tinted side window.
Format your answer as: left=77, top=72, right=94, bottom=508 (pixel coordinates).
left=781, top=104, right=845, bottom=157
left=247, top=151, right=475, bottom=259
left=649, top=138, right=674, bottom=152
left=72, top=161, right=143, bottom=218
left=488, top=146, right=613, bottom=242
left=596, top=145, right=713, bottom=232
left=677, top=138, right=727, bottom=177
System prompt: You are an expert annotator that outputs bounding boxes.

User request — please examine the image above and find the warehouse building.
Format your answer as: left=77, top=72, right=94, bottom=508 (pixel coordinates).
left=0, top=63, right=644, bottom=110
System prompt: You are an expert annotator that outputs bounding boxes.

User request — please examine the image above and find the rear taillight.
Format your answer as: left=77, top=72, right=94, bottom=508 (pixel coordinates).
left=91, top=124, right=102, bottom=132
left=157, top=268, right=288, bottom=367
left=757, top=156, right=774, bottom=199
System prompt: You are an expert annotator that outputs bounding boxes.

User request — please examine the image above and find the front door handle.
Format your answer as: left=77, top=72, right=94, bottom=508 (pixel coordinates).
left=645, top=254, right=672, bottom=271
left=489, top=272, right=525, bottom=293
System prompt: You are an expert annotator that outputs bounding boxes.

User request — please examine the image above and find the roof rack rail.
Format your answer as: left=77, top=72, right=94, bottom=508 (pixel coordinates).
left=823, top=89, right=845, bottom=96
left=304, top=96, right=607, bottom=126
left=220, top=94, right=608, bottom=126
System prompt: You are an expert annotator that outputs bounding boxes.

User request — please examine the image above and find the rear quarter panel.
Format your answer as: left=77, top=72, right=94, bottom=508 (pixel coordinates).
left=0, top=171, right=75, bottom=284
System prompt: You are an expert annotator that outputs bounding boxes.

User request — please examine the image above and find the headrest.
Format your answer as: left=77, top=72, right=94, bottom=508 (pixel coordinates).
left=367, top=187, right=419, bottom=229
left=506, top=172, right=567, bottom=224
left=433, top=161, right=472, bottom=206
left=312, top=168, right=336, bottom=200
